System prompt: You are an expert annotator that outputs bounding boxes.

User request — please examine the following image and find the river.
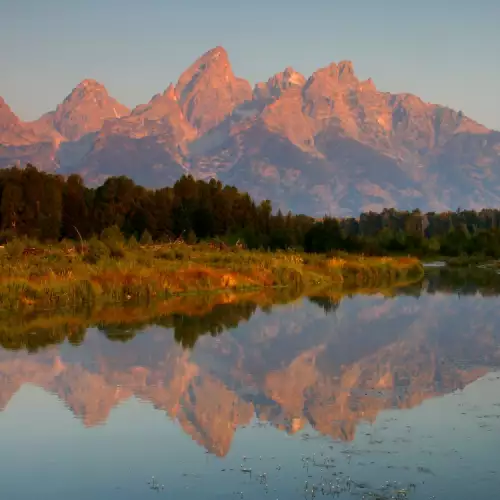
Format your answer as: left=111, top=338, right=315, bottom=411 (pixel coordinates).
left=0, top=269, right=499, bottom=499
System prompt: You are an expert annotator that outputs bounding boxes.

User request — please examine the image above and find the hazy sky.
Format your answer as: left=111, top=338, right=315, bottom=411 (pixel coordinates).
left=1, top=0, right=499, bottom=129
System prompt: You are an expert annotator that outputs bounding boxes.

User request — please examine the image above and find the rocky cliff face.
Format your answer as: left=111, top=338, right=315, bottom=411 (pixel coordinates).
left=1, top=47, right=498, bottom=215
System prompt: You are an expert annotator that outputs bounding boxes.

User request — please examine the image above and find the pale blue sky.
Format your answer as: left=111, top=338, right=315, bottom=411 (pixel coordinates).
left=1, top=0, right=499, bottom=129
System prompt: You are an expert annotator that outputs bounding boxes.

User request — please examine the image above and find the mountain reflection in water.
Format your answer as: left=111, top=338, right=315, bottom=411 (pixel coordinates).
left=1, top=269, right=500, bottom=458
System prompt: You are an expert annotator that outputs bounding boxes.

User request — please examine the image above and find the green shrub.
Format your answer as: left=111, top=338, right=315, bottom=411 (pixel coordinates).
left=109, top=246, right=125, bottom=259
left=101, top=225, right=124, bottom=246
left=4, top=239, right=25, bottom=260
left=156, top=250, right=176, bottom=260
left=272, top=266, right=304, bottom=290
left=0, top=230, right=17, bottom=244
left=85, top=238, right=110, bottom=264
left=140, top=230, right=153, bottom=245
left=175, top=249, right=188, bottom=260
left=186, top=230, right=197, bottom=245
left=100, top=226, right=125, bottom=258
left=158, top=234, right=173, bottom=244
left=59, top=239, right=78, bottom=253
left=127, top=235, right=139, bottom=249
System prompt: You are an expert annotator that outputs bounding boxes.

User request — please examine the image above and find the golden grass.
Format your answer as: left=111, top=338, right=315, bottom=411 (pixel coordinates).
left=0, top=242, right=423, bottom=311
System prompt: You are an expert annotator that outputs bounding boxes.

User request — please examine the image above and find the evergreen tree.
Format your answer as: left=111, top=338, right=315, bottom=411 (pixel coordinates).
left=140, top=229, right=153, bottom=245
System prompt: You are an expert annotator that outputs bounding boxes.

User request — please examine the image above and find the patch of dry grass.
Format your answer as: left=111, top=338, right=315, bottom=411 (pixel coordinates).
left=0, top=242, right=423, bottom=310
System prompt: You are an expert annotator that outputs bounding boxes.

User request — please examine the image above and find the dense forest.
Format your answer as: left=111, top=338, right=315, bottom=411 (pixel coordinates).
left=2, top=164, right=500, bottom=257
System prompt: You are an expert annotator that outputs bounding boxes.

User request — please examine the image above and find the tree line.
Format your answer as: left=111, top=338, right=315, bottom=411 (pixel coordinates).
left=3, top=164, right=500, bottom=257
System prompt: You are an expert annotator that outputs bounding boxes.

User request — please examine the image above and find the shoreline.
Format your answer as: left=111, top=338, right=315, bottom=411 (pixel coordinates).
left=0, top=242, right=423, bottom=311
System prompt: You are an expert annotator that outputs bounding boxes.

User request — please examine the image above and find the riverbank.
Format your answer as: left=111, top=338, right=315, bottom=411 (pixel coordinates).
left=0, top=241, right=423, bottom=310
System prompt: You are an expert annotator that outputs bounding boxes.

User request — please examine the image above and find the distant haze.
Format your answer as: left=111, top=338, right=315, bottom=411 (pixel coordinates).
left=0, top=0, right=499, bottom=130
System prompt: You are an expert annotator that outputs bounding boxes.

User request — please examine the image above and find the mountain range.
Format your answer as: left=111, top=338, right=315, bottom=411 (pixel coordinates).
left=1, top=46, right=499, bottom=215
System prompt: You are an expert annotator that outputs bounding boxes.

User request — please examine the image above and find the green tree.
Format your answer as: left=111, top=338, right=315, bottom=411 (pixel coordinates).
left=85, top=237, right=111, bottom=263
left=62, top=174, right=91, bottom=240
left=186, top=229, right=197, bottom=245
left=304, top=218, right=344, bottom=253
left=140, top=229, right=153, bottom=245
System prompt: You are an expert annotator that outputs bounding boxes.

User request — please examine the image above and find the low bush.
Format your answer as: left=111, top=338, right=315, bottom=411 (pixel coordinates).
left=85, top=238, right=111, bottom=264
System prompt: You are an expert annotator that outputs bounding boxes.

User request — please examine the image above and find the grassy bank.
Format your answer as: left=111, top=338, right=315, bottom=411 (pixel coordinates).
left=0, top=240, right=423, bottom=310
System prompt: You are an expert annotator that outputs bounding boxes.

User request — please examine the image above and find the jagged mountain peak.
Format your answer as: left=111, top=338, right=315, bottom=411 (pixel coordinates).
left=2, top=47, right=499, bottom=216
left=0, top=96, right=20, bottom=128
left=61, top=79, right=111, bottom=105
left=154, top=84, right=179, bottom=104
left=254, top=67, right=307, bottom=100
left=359, top=77, right=376, bottom=92
left=75, top=78, right=106, bottom=90
left=126, top=84, right=198, bottom=149
left=185, top=46, right=231, bottom=74
left=36, top=79, right=130, bottom=141
left=0, top=95, right=64, bottom=150
left=338, top=60, right=355, bottom=78
left=164, top=83, right=177, bottom=100
left=175, top=46, right=252, bottom=133
left=305, top=59, right=360, bottom=89
left=131, top=84, right=180, bottom=117
left=281, top=66, right=306, bottom=83
left=193, top=46, right=230, bottom=68
left=176, top=46, right=232, bottom=100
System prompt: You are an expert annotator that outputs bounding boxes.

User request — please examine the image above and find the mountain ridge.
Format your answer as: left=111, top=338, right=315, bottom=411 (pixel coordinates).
left=1, top=46, right=499, bottom=215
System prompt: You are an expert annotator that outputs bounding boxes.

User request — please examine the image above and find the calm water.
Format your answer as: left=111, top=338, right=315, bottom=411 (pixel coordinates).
left=1, top=271, right=500, bottom=499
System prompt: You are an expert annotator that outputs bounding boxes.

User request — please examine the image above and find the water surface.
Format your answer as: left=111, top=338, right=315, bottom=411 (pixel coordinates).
left=1, top=271, right=499, bottom=499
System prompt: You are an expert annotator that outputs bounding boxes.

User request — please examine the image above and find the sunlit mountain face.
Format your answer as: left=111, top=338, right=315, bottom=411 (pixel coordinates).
left=2, top=47, right=500, bottom=215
